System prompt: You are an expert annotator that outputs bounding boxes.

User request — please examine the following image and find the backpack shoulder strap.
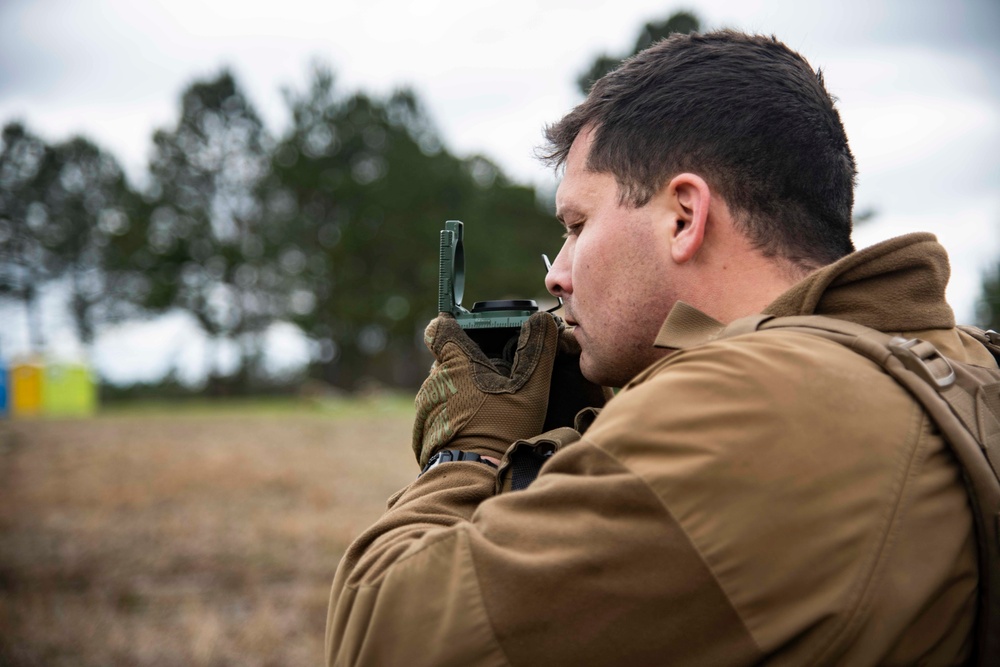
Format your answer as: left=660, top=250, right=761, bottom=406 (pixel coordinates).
left=718, top=314, right=1000, bottom=667
left=958, top=325, right=1000, bottom=359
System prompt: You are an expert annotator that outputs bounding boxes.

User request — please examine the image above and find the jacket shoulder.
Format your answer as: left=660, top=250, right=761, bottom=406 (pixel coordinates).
left=582, top=328, right=975, bottom=662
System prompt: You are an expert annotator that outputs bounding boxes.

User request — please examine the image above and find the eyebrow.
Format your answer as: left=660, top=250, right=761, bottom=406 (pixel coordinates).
left=554, top=205, right=584, bottom=226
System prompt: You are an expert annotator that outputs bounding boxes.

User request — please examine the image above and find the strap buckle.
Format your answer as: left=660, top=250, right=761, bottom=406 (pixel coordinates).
left=889, top=337, right=956, bottom=389
left=420, top=449, right=497, bottom=477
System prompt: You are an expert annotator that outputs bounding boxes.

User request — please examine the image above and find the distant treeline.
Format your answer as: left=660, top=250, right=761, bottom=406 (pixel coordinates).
left=0, top=7, right=705, bottom=394
left=0, top=66, right=565, bottom=392
left=9, top=11, right=988, bottom=394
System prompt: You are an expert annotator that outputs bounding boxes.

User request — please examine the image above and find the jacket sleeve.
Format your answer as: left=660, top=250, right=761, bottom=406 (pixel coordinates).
left=325, top=425, right=762, bottom=666
left=325, top=462, right=510, bottom=666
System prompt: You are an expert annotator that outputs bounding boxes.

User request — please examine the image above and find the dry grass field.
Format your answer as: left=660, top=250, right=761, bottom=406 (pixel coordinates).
left=0, top=397, right=417, bottom=666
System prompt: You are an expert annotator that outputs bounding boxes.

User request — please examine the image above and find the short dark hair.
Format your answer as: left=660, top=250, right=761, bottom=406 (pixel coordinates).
left=541, top=31, right=856, bottom=269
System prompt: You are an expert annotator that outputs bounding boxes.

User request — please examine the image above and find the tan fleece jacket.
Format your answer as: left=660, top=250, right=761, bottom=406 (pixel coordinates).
left=327, top=233, right=991, bottom=666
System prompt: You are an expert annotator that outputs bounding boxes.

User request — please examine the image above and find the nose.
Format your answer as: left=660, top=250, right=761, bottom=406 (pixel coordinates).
left=545, top=242, right=572, bottom=299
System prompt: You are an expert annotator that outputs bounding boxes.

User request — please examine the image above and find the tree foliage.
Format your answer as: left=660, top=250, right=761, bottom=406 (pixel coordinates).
left=143, top=70, right=277, bottom=386
left=576, top=11, right=701, bottom=95
left=39, top=137, right=145, bottom=344
left=1, top=125, right=149, bottom=352
left=267, top=66, right=555, bottom=389
left=0, top=122, right=51, bottom=351
left=978, top=261, right=1000, bottom=331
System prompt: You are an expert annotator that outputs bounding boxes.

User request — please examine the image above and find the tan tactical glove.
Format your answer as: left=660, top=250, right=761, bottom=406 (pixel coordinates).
left=412, top=312, right=559, bottom=468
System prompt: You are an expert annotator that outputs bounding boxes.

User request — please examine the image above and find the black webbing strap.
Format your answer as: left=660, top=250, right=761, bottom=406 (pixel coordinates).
left=510, top=446, right=554, bottom=491
left=497, top=427, right=582, bottom=493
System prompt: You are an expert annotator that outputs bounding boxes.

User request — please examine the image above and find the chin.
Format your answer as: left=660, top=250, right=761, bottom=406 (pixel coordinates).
left=578, top=355, right=600, bottom=384
left=580, top=356, right=617, bottom=389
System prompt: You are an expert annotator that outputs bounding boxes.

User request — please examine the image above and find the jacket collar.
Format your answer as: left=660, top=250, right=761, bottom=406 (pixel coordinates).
left=654, top=233, right=956, bottom=350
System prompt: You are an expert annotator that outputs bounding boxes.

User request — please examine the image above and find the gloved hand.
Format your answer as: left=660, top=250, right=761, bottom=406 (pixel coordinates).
left=412, top=311, right=559, bottom=468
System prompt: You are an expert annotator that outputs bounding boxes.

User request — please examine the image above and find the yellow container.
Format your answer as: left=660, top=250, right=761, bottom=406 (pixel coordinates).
left=43, top=362, right=97, bottom=417
left=10, top=362, right=43, bottom=418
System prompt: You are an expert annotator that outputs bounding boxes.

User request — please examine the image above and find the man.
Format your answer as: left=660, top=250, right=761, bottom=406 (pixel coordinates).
left=326, top=31, right=990, bottom=665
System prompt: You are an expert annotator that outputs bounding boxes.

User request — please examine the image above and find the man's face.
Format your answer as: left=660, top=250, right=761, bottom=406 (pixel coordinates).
left=545, top=129, right=679, bottom=387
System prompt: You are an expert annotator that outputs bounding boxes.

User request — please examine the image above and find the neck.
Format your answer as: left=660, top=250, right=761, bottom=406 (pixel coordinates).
left=685, top=241, right=808, bottom=325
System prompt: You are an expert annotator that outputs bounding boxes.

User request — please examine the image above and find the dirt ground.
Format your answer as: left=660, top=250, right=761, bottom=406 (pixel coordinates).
left=0, top=402, right=417, bottom=666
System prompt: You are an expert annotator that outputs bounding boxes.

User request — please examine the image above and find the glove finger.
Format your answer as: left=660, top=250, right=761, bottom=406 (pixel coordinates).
left=425, top=313, right=496, bottom=367
left=422, top=314, right=450, bottom=355
left=507, top=311, right=559, bottom=388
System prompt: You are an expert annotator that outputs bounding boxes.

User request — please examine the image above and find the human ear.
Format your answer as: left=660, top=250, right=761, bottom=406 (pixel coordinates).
left=665, top=173, right=710, bottom=264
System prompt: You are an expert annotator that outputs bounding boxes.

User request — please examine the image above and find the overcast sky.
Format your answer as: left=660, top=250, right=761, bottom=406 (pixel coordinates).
left=1, top=0, right=998, bottom=382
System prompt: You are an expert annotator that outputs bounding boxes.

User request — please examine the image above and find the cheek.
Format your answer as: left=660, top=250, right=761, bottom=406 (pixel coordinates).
left=574, top=232, right=609, bottom=283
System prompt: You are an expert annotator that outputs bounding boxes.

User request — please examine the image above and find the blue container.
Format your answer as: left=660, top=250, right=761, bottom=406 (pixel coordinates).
left=0, top=362, right=7, bottom=418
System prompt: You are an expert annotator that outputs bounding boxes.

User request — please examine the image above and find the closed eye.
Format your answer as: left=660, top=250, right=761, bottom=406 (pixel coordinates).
left=562, top=222, right=584, bottom=239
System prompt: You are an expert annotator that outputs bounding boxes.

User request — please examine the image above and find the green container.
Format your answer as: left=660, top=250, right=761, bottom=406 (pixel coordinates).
left=42, top=362, right=97, bottom=417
